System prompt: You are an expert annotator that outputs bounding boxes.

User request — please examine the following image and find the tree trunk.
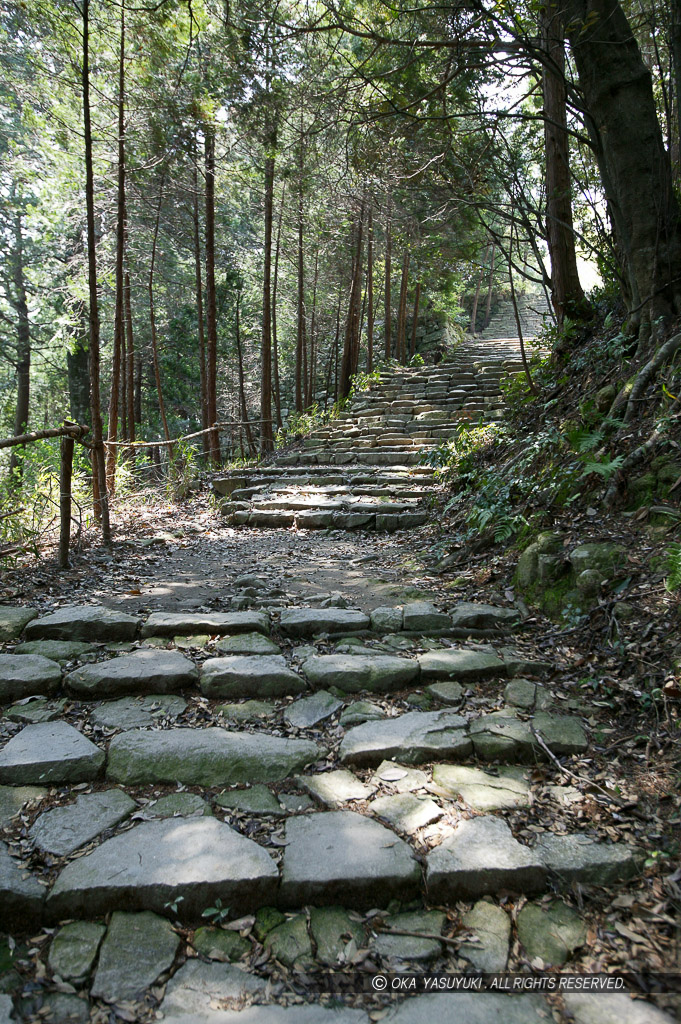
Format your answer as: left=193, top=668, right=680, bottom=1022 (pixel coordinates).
left=149, top=175, right=171, bottom=445
left=325, top=286, right=342, bottom=409
left=470, top=242, right=489, bottom=334
left=204, top=125, right=220, bottom=464
left=308, top=249, right=318, bottom=406
left=82, top=0, right=111, bottom=542
left=541, top=3, right=589, bottom=324
left=367, top=207, right=374, bottom=371
left=106, top=1, right=126, bottom=495
left=564, top=0, right=681, bottom=338
left=235, top=288, right=255, bottom=455
left=271, top=183, right=285, bottom=430
left=384, top=207, right=392, bottom=359
left=124, top=271, right=135, bottom=442
left=483, top=239, right=496, bottom=328
left=396, top=250, right=410, bottom=363
left=261, top=146, right=276, bottom=452
left=338, top=213, right=364, bottom=399
left=295, top=129, right=305, bottom=413
left=410, top=281, right=421, bottom=359
left=8, top=211, right=31, bottom=485
left=192, top=142, right=209, bottom=461
left=134, top=352, right=142, bottom=425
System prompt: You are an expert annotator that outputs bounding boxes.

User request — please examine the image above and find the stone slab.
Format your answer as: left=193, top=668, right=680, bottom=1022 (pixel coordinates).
left=215, top=632, right=280, bottom=655
left=532, top=833, right=640, bottom=886
left=279, top=608, right=370, bottom=638
left=163, top=1007, right=366, bottom=1024
left=201, top=655, right=306, bottom=699
left=339, top=710, right=471, bottom=767
left=216, top=700, right=276, bottom=723
left=470, top=711, right=587, bottom=762
left=369, top=793, right=442, bottom=833
left=24, top=605, right=139, bottom=642
left=372, top=761, right=428, bottom=792
left=432, top=765, right=531, bottom=811
left=14, top=640, right=95, bottom=664
left=302, top=654, right=419, bottom=693
left=449, top=602, right=520, bottom=630
left=0, top=653, right=61, bottom=702
left=65, top=650, right=197, bottom=697
left=142, top=610, right=269, bottom=638
left=0, top=784, right=46, bottom=827
left=339, top=700, right=386, bottom=728
left=504, top=678, right=552, bottom=710
left=384, top=991, right=549, bottom=1024
left=426, top=816, right=547, bottom=900
left=280, top=810, right=420, bottom=907
left=0, top=605, right=38, bottom=641
left=48, top=921, right=106, bottom=982
left=160, top=960, right=267, bottom=1019
left=192, top=925, right=250, bottom=961
left=5, top=698, right=67, bottom=723
left=90, top=694, right=187, bottom=730
left=370, top=607, right=404, bottom=633
left=284, top=690, right=343, bottom=728
left=30, top=789, right=136, bottom=857
left=562, top=991, right=675, bottom=1024
left=0, top=840, right=45, bottom=929
left=373, top=910, right=445, bottom=961
left=402, top=602, right=452, bottom=631
left=517, top=900, right=586, bottom=965
left=298, top=770, right=376, bottom=808
left=0, top=722, right=104, bottom=784
left=460, top=899, right=510, bottom=972
left=107, top=727, right=321, bottom=786
left=418, top=648, right=506, bottom=681
left=47, top=817, right=279, bottom=921
left=425, top=679, right=464, bottom=704
left=216, top=785, right=282, bottom=815
left=91, top=910, right=180, bottom=1002
left=147, top=792, right=210, bottom=817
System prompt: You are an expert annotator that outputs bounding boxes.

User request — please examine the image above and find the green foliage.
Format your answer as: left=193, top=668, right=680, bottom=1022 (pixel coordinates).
left=201, top=898, right=231, bottom=925
left=348, top=369, right=381, bottom=399
left=166, top=439, right=199, bottom=502
left=664, top=543, right=681, bottom=593
left=409, top=353, right=425, bottom=367
left=563, top=416, right=624, bottom=481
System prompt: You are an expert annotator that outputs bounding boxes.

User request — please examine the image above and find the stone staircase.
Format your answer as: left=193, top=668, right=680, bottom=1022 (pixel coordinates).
left=478, top=291, right=552, bottom=341
left=0, top=599, right=666, bottom=1024
left=216, top=338, right=526, bottom=532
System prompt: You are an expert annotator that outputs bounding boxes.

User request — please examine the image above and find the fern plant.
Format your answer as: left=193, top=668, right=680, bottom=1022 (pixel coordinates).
left=664, top=543, right=681, bottom=592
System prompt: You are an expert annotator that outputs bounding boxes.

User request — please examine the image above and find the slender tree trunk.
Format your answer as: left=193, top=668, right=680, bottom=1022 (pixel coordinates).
left=271, top=183, right=285, bottom=430
left=8, top=211, right=30, bottom=485
left=106, top=2, right=126, bottom=495
left=325, top=286, right=342, bottom=409
left=483, top=239, right=496, bottom=328
left=204, top=125, right=220, bottom=463
left=541, top=3, right=589, bottom=324
left=410, top=281, right=421, bottom=359
left=120, top=321, right=127, bottom=441
left=192, top=143, right=209, bottom=461
left=396, top=250, right=410, bottom=363
left=339, top=212, right=365, bottom=399
left=367, top=207, right=374, bottom=371
left=672, top=2, right=681, bottom=175
left=134, top=352, right=142, bottom=425
left=82, top=0, right=110, bottom=542
left=124, top=271, right=135, bottom=442
left=564, top=0, right=681, bottom=336
left=149, top=175, right=171, bottom=444
left=308, top=250, right=318, bottom=406
left=384, top=206, right=392, bottom=359
left=235, top=289, right=255, bottom=456
left=470, top=242, right=489, bottom=334
left=261, top=146, right=276, bottom=452
left=295, top=129, right=305, bottom=413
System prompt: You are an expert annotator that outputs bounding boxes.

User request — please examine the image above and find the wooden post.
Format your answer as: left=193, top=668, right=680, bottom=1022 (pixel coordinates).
left=59, top=435, right=75, bottom=569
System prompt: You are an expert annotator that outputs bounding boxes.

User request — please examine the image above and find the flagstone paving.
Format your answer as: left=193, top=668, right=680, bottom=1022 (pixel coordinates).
left=0, top=353, right=675, bottom=1022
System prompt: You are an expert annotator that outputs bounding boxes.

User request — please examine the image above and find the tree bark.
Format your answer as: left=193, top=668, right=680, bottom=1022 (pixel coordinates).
left=367, top=207, right=374, bottom=371
left=339, top=212, right=364, bottom=399
left=295, top=126, right=305, bottom=413
left=204, top=125, right=220, bottom=464
left=564, top=0, right=681, bottom=337
left=82, top=0, right=111, bottom=542
left=261, top=146, right=276, bottom=452
left=271, top=183, right=285, bottom=430
left=396, top=250, right=410, bottom=363
left=483, top=238, right=496, bottom=328
left=384, top=206, right=392, bottom=359
left=308, top=249, right=319, bottom=406
left=106, top=1, right=126, bottom=495
left=124, top=271, right=135, bottom=442
left=470, top=242, right=489, bottom=335
left=192, top=141, right=209, bottom=461
left=235, top=288, right=255, bottom=455
left=410, top=281, right=421, bottom=359
left=541, top=3, right=589, bottom=324
left=148, top=174, right=171, bottom=445
left=8, top=211, right=30, bottom=485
